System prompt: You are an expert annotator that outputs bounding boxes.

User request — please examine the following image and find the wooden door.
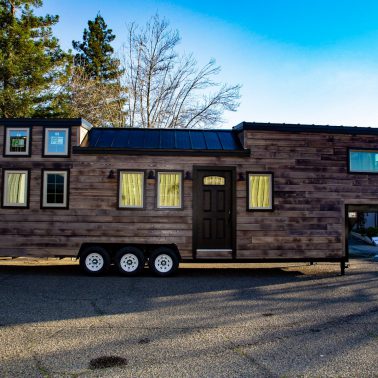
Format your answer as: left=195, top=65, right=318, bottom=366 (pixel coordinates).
left=193, top=167, right=235, bottom=259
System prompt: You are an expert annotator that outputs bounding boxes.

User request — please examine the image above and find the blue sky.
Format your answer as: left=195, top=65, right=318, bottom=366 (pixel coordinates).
left=37, top=1, right=378, bottom=127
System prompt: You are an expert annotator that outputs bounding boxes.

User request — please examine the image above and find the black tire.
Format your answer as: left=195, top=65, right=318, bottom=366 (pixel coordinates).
left=115, top=246, right=145, bottom=276
left=148, top=247, right=179, bottom=277
left=80, top=246, right=110, bottom=276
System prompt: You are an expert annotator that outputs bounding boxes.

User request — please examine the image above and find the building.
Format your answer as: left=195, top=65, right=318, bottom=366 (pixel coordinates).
left=2, top=118, right=378, bottom=275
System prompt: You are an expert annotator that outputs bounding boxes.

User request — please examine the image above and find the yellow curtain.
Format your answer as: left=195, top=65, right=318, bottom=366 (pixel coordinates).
left=159, top=173, right=180, bottom=207
left=203, top=176, right=225, bottom=185
left=120, top=172, right=143, bottom=207
left=6, top=173, right=26, bottom=205
left=249, top=175, right=271, bottom=209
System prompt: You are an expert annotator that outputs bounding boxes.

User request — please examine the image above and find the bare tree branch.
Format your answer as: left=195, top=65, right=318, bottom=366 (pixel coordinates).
left=122, top=14, right=241, bottom=129
left=63, top=60, right=127, bottom=127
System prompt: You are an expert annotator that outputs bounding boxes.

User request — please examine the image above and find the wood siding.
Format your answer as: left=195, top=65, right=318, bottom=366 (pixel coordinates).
left=1, top=124, right=378, bottom=261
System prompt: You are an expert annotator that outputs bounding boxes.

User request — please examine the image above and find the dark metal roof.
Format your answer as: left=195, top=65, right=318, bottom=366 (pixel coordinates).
left=0, top=118, right=92, bottom=129
left=75, top=128, right=249, bottom=156
left=234, top=121, right=378, bottom=135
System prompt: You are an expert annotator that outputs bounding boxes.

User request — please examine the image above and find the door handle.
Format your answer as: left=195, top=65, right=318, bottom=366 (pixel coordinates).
left=228, top=209, right=232, bottom=223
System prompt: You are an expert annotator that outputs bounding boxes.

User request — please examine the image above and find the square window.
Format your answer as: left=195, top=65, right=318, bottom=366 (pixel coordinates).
left=157, top=172, right=183, bottom=209
left=118, top=171, right=145, bottom=208
left=2, top=170, right=29, bottom=207
left=44, top=128, right=69, bottom=156
left=4, top=128, right=31, bottom=156
left=247, top=172, right=273, bottom=211
left=42, top=170, right=68, bottom=208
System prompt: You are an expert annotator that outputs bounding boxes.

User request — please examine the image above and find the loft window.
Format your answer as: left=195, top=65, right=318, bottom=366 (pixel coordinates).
left=2, top=170, right=29, bottom=207
left=349, top=149, right=378, bottom=173
left=119, top=171, right=145, bottom=208
left=44, top=128, right=69, bottom=156
left=42, top=170, right=68, bottom=208
left=157, top=171, right=183, bottom=209
left=203, top=176, right=225, bottom=185
left=247, top=172, right=273, bottom=211
left=4, top=127, right=31, bottom=156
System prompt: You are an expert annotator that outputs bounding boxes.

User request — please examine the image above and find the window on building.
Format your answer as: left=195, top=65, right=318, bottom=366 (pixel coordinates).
left=157, top=171, right=182, bottom=209
left=42, top=170, right=68, bottom=208
left=2, top=170, right=29, bottom=207
left=44, top=128, right=69, bottom=156
left=119, top=171, right=145, bottom=208
left=248, top=172, right=273, bottom=210
left=349, top=149, right=378, bottom=173
left=203, top=176, right=225, bottom=185
left=4, top=127, right=31, bottom=156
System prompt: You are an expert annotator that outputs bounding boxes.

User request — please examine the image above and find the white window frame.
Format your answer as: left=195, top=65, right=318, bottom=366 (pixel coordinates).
left=42, top=170, right=68, bottom=208
left=118, top=171, right=145, bottom=209
left=2, top=170, right=29, bottom=207
left=44, top=128, right=69, bottom=156
left=5, top=127, right=30, bottom=156
left=157, top=171, right=183, bottom=209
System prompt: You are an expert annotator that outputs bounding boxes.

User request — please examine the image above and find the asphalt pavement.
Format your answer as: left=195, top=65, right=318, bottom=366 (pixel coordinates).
left=0, top=259, right=377, bottom=377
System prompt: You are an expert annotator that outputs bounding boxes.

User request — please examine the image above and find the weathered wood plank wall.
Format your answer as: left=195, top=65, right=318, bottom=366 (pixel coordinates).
left=1, top=124, right=378, bottom=260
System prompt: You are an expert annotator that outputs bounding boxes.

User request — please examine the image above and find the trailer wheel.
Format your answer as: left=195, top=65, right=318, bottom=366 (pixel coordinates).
left=149, top=247, right=179, bottom=277
left=115, top=246, right=145, bottom=276
left=80, top=246, right=110, bottom=276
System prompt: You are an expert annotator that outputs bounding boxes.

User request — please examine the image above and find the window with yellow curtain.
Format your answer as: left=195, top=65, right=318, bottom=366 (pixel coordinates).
left=203, top=176, right=225, bottom=185
left=119, top=171, right=144, bottom=208
left=248, top=173, right=273, bottom=210
left=3, top=170, right=28, bottom=207
left=157, top=172, right=182, bottom=208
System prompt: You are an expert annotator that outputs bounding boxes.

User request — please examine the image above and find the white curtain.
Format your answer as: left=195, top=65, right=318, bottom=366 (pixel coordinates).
left=6, top=173, right=26, bottom=205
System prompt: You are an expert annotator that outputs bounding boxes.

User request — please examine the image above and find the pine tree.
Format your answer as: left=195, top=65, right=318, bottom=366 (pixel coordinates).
left=70, top=14, right=127, bottom=127
left=72, top=14, right=122, bottom=81
left=0, top=0, right=68, bottom=117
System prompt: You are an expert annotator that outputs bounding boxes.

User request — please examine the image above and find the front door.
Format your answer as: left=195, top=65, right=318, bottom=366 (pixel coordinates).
left=193, top=167, right=235, bottom=259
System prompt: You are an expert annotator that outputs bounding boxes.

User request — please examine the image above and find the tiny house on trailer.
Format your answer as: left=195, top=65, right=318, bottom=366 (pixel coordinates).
left=1, top=118, right=378, bottom=276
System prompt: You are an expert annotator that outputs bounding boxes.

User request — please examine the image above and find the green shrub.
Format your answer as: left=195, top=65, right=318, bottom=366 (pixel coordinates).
left=355, top=227, right=367, bottom=235
left=366, top=227, right=378, bottom=238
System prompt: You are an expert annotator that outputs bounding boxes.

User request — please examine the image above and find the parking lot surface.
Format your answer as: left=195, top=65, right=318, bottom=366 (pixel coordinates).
left=0, top=259, right=377, bottom=377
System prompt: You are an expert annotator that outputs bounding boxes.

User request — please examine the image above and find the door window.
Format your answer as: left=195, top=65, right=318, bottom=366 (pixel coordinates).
left=203, top=176, right=225, bottom=185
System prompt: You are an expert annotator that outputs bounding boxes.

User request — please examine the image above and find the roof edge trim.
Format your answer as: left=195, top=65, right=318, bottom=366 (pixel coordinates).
left=73, top=146, right=250, bottom=157
left=234, top=122, right=378, bottom=135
